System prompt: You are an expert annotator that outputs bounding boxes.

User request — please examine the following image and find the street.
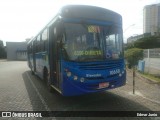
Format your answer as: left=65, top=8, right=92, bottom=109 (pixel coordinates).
left=0, top=61, right=160, bottom=120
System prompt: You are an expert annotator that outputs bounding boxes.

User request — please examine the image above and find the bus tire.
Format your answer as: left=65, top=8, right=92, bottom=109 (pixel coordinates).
left=31, top=68, right=34, bottom=75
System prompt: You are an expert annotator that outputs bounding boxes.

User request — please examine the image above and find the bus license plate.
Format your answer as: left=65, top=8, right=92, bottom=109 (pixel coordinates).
left=99, top=82, right=109, bottom=88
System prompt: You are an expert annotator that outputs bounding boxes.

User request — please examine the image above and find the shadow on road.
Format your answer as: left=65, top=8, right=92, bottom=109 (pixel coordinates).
left=22, top=71, right=152, bottom=112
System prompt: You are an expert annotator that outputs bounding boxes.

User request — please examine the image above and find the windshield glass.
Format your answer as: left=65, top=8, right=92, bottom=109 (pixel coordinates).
left=62, top=23, right=123, bottom=62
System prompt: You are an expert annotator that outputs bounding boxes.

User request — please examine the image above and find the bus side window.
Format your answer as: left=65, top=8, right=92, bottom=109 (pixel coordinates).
left=42, top=29, right=48, bottom=51
left=37, top=35, right=41, bottom=52
left=39, top=34, right=43, bottom=52
left=34, top=39, right=37, bottom=53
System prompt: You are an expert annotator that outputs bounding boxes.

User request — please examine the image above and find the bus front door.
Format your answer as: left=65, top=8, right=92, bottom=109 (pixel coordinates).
left=49, top=25, right=61, bottom=91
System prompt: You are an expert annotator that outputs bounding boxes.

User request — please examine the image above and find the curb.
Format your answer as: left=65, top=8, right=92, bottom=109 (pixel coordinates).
left=136, top=72, right=160, bottom=84
left=126, top=69, right=160, bottom=84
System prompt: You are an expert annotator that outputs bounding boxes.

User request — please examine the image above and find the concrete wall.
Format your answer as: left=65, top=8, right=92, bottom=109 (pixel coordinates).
left=6, top=42, right=27, bottom=60
left=143, top=48, right=160, bottom=75
left=17, top=51, right=27, bottom=60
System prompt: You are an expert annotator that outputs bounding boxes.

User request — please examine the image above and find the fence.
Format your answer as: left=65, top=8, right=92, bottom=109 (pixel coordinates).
left=143, top=48, right=160, bottom=75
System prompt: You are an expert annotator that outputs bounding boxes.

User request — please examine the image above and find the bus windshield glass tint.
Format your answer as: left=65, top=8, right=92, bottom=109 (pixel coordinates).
left=63, top=23, right=123, bottom=61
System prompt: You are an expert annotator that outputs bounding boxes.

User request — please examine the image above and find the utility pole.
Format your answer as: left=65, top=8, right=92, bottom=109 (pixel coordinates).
left=133, top=66, right=135, bottom=94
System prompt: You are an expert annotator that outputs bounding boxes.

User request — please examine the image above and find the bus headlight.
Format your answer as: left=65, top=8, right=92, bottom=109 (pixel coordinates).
left=67, top=72, right=71, bottom=77
left=119, top=73, right=122, bottom=77
left=73, top=76, right=78, bottom=80
left=80, top=78, right=85, bottom=82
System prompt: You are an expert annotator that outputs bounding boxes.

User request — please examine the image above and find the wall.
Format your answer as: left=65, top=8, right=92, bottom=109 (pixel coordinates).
left=143, top=48, right=160, bottom=75
left=143, top=58, right=160, bottom=74
left=6, top=42, right=27, bottom=60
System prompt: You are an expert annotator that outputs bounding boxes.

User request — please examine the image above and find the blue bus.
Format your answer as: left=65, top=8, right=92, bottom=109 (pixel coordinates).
left=27, top=5, right=126, bottom=96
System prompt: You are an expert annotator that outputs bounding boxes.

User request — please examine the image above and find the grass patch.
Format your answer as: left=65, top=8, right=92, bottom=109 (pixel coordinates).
left=138, top=71, right=160, bottom=82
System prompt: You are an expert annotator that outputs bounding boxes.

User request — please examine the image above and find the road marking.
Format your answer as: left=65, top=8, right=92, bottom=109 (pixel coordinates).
left=26, top=72, right=57, bottom=119
left=26, top=72, right=51, bottom=111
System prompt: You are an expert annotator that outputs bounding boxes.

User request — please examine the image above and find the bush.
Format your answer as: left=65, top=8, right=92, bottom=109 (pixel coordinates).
left=134, top=36, right=160, bottom=49
left=125, top=48, right=143, bottom=69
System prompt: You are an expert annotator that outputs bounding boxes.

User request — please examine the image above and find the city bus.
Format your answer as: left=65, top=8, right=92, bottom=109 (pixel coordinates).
left=27, top=5, right=126, bottom=96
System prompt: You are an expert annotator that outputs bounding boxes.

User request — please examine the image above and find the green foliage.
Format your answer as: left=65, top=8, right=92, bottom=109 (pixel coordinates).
left=124, top=43, right=134, bottom=50
left=0, top=40, right=6, bottom=58
left=138, top=71, right=160, bottom=82
left=125, top=48, right=143, bottom=69
left=134, top=36, right=160, bottom=49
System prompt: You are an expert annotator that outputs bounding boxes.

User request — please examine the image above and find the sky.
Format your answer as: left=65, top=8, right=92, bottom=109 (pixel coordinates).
left=0, top=0, right=160, bottom=45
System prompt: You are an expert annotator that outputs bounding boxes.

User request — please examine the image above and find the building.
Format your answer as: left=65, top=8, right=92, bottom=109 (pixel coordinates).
left=6, top=42, right=27, bottom=60
left=143, top=3, right=160, bottom=35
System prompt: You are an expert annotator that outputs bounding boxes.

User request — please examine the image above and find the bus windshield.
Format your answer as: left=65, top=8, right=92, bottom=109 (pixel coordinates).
left=63, top=23, right=123, bottom=62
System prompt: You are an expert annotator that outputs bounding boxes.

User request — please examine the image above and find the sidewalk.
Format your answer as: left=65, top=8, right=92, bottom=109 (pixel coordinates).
left=111, top=70, right=160, bottom=111
left=127, top=68, right=160, bottom=84
left=126, top=70, right=160, bottom=103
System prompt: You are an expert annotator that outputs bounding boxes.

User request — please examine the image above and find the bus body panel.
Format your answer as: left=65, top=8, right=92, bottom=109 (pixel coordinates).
left=61, top=59, right=126, bottom=96
left=27, top=5, right=126, bottom=96
left=62, top=72, right=126, bottom=96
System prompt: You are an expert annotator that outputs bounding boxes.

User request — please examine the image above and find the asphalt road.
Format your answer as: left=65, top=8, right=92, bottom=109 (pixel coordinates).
left=0, top=61, right=159, bottom=120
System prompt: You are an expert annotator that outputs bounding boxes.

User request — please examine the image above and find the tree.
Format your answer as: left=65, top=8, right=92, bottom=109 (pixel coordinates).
left=134, top=36, right=160, bottom=49
left=124, top=43, right=134, bottom=50
left=125, top=48, right=143, bottom=69
left=0, top=40, right=6, bottom=58
left=125, top=48, right=143, bottom=94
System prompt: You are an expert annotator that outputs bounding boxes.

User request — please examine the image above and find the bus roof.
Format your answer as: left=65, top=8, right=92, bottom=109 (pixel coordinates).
left=60, top=5, right=122, bottom=23
left=28, top=5, right=122, bottom=44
